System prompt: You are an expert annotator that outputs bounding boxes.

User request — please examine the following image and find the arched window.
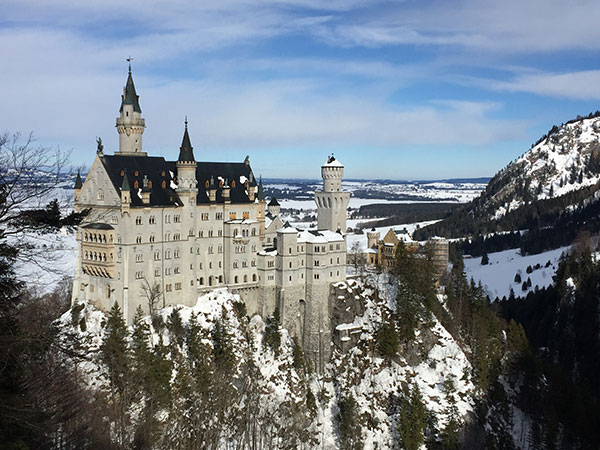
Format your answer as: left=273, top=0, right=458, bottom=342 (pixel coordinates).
left=234, top=276, right=238, bottom=283
left=243, top=274, right=247, bottom=283
left=161, top=180, right=166, bottom=189
left=134, top=180, right=139, bottom=189
left=252, top=274, right=257, bottom=282
left=97, top=189, right=104, bottom=201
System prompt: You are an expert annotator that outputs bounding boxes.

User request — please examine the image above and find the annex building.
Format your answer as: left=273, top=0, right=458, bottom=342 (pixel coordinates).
left=72, top=67, right=350, bottom=370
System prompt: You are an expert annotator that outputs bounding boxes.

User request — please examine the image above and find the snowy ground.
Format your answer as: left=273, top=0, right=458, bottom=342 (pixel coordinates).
left=463, top=246, right=570, bottom=300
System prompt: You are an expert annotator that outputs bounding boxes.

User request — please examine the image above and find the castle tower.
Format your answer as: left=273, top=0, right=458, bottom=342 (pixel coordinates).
left=315, top=155, right=350, bottom=232
left=175, top=119, right=198, bottom=204
left=115, top=64, right=146, bottom=156
left=367, top=227, right=380, bottom=249
left=267, top=197, right=280, bottom=216
left=74, top=170, right=83, bottom=205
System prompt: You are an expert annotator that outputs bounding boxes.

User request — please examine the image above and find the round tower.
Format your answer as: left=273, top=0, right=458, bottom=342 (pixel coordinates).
left=115, top=63, right=146, bottom=155
left=314, top=155, right=351, bottom=232
left=367, top=227, right=380, bottom=248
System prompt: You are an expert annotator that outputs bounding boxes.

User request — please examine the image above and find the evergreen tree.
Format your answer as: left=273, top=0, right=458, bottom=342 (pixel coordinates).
left=398, top=383, right=426, bottom=450
left=337, top=394, right=363, bottom=450
left=101, top=302, right=130, bottom=396
left=263, top=304, right=281, bottom=355
left=167, top=307, right=185, bottom=348
left=514, top=272, right=521, bottom=283
left=376, top=320, right=399, bottom=359
left=481, top=252, right=489, bottom=265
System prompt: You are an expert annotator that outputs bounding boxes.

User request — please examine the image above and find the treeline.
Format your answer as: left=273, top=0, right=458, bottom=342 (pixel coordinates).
left=353, top=203, right=461, bottom=226
left=416, top=182, right=600, bottom=256
left=499, top=248, right=600, bottom=449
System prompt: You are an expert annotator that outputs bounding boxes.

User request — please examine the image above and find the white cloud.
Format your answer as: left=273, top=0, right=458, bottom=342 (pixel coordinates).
left=489, top=70, right=600, bottom=100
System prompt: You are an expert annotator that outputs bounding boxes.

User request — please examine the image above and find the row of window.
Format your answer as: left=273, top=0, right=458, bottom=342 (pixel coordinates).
left=83, top=232, right=112, bottom=243
left=84, top=251, right=113, bottom=262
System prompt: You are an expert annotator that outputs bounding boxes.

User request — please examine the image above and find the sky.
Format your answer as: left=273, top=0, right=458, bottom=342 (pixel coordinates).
left=1, top=0, right=600, bottom=180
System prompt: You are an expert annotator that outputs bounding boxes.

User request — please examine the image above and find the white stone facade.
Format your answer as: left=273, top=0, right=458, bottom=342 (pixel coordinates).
left=72, top=69, right=350, bottom=370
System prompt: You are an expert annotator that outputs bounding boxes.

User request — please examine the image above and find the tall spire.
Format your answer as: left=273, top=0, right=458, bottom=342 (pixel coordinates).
left=257, top=175, right=265, bottom=201
left=74, top=170, right=83, bottom=189
left=120, top=61, right=141, bottom=113
left=177, top=118, right=195, bottom=163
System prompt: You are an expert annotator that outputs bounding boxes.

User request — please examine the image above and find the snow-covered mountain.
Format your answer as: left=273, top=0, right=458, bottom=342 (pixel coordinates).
left=479, top=112, right=600, bottom=219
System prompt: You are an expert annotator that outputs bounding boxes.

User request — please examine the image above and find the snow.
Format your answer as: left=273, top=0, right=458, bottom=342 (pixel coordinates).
left=463, top=246, right=570, bottom=299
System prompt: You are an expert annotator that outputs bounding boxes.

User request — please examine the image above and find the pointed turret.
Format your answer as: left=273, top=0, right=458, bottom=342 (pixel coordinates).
left=268, top=196, right=280, bottom=216
left=74, top=170, right=83, bottom=189
left=257, top=176, right=265, bottom=201
left=120, top=64, right=142, bottom=113
left=176, top=119, right=198, bottom=205
left=120, top=170, right=131, bottom=213
left=177, top=118, right=195, bottom=163
left=116, top=63, right=146, bottom=155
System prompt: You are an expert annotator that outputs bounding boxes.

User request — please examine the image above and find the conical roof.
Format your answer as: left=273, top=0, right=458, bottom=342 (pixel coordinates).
left=74, top=170, right=83, bottom=189
left=268, top=197, right=279, bottom=206
left=178, top=119, right=195, bottom=163
left=121, top=171, right=131, bottom=191
left=257, top=176, right=265, bottom=201
left=119, top=66, right=142, bottom=113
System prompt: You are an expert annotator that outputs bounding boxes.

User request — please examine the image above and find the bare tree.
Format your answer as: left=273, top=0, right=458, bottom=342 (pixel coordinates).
left=349, top=241, right=367, bottom=275
left=140, top=277, right=164, bottom=317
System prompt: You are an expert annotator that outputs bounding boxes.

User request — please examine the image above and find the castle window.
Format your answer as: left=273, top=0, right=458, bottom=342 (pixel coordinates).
left=232, top=180, right=236, bottom=188
left=97, top=189, right=104, bottom=201
left=289, top=261, right=292, bottom=268
left=201, top=213, right=209, bottom=221
left=148, top=180, right=152, bottom=189
left=199, top=263, right=203, bottom=269
left=288, top=248, right=292, bottom=254
left=190, top=263, right=193, bottom=269
left=208, top=246, right=213, bottom=254
left=199, top=277, right=204, bottom=285
left=216, top=212, right=223, bottom=220
left=165, top=233, right=170, bottom=241
left=208, top=277, right=213, bottom=286
left=189, top=229, right=194, bottom=237
left=149, top=216, right=156, bottom=224
left=314, top=274, right=319, bottom=279
left=165, top=215, right=171, bottom=223
left=174, top=249, right=180, bottom=258
left=121, top=170, right=125, bottom=176
left=135, top=271, right=144, bottom=279
left=315, top=246, right=320, bottom=253
left=165, top=250, right=171, bottom=259
left=136, top=236, right=142, bottom=244
left=242, top=211, right=249, bottom=219
left=321, top=246, right=326, bottom=252
left=165, top=268, right=171, bottom=275
left=174, top=215, right=181, bottom=223
left=136, top=216, right=142, bottom=225
left=134, top=180, right=139, bottom=189
left=268, top=261, right=274, bottom=268
left=251, top=245, right=256, bottom=252
left=234, top=276, right=238, bottom=283
left=252, top=274, right=257, bottom=282
left=84, top=233, right=88, bottom=242
left=251, top=228, right=256, bottom=236
left=174, top=233, right=181, bottom=241
left=218, top=230, right=222, bottom=237
left=208, top=230, right=214, bottom=237
left=161, top=171, right=165, bottom=177
left=136, top=253, right=143, bottom=262
left=154, top=251, right=160, bottom=261
left=229, top=212, right=237, bottom=220
left=155, top=268, right=160, bottom=277
left=174, top=267, right=180, bottom=274
left=219, top=275, right=223, bottom=283
left=161, top=180, right=166, bottom=189
left=337, top=257, right=340, bottom=264
left=244, top=275, right=247, bottom=283
left=251, top=260, right=256, bottom=267
left=336, top=244, right=341, bottom=250
left=218, top=245, right=223, bottom=253
left=233, top=261, right=238, bottom=268
left=198, top=230, right=203, bottom=237
left=166, top=284, right=172, bottom=292
left=242, top=261, right=247, bottom=268
left=149, top=234, right=155, bottom=243
left=134, top=170, right=139, bottom=177
left=330, top=245, right=334, bottom=251
left=80, top=283, right=85, bottom=291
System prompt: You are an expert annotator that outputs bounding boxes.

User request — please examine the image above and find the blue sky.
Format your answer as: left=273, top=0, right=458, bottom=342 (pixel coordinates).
left=2, top=0, right=600, bottom=179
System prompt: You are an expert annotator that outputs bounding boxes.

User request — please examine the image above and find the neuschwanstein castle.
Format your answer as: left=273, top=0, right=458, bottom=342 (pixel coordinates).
left=72, top=67, right=349, bottom=370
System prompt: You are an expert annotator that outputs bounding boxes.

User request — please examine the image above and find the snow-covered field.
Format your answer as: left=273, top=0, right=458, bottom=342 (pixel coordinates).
left=463, top=246, right=570, bottom=300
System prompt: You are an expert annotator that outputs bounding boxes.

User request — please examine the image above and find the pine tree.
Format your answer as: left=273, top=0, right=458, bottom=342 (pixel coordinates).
left=167, top=307, right=185, bottom=348
left=514, top=272, right=521, bottom=283
left=376, top=320, right=399, bottom=359
left=101, top=301, right=130, bottom=396
left=337, top=394, right=363, bottom=450
left=263, top=304, right=281, bottom=355
left=481, top=252, right=489, bottom=265
left=398, top=383, right=426, bottom=450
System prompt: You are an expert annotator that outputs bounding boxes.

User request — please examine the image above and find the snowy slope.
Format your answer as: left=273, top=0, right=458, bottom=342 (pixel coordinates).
left=60, top=277, right=476, bottom=449
left=463, top=246, right=570, bottom=300
left=483, top=114, right=600, bottom=219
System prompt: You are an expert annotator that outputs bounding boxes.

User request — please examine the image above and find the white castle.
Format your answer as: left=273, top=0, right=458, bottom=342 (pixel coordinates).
left=72, top=67, right=350, bottom=370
